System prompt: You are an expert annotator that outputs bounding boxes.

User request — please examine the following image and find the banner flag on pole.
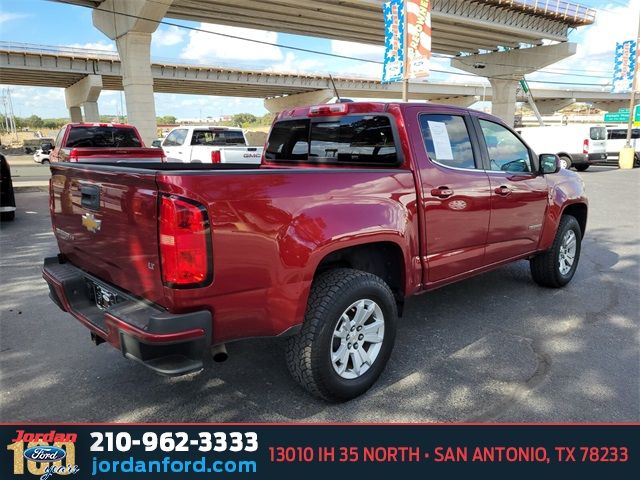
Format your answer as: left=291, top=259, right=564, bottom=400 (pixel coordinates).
left=382, top=0, right=405, bottom=83
left=406, top=0, right=432, bottom=79
left=612, top=40, right=637, bottom=93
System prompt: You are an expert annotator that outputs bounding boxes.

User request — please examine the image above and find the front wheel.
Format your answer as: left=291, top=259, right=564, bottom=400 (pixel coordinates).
left=286, top=268, right=397, bottom=402
left=530, top=215, right=582, bottom=288
left=575, top=164, right=589, bottom=172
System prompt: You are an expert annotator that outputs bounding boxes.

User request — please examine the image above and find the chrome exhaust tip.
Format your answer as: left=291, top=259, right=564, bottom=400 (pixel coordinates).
left=210, top=344, right=228, bottom=362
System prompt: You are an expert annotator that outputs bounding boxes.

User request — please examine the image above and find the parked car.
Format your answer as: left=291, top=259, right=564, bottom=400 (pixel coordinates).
left=50, top=123, right=165, bottom=163
left=606, top=126, right=640, bottom=167
left=33, top=142, right=53, bottom=164
left=0, top=154, right=16, bottom=221
left=43, top=102, right=587, bottom=401
left=161, top=126, right=263, bottom=164
left=517, top=124, right=607, bottom=171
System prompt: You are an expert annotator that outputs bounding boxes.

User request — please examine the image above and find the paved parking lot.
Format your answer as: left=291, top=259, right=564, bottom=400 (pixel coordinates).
left=1, top=166, right=638, bottom=422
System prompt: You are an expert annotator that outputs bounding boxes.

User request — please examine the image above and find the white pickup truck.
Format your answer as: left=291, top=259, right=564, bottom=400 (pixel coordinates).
left=161, top=126, right=263, bottom=164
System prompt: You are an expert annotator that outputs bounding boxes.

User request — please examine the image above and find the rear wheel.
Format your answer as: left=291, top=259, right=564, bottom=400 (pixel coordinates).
left=286, top=268, right=397, bottom=402
left=559, top=155, right=572, bottom=170
left=575, top=164, right=589, bottom=172
left=634, top=153, right=640, bottom=168
left=530, top=215, right=581, bottom=288
left=42, top=159, right=50, bottom=165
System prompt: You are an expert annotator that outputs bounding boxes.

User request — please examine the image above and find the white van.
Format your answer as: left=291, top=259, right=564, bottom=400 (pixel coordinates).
left=606, top=127, right=639, bottom=167
left=517, top=124, right=607, bottom=171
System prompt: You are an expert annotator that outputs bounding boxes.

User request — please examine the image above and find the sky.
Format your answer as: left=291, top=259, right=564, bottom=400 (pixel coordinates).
left=0, top=0, right=638, bottom=119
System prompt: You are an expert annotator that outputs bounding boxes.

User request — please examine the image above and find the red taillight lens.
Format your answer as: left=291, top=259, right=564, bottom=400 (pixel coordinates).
left=583, top=139, right=589, bottom=154
left=69, top=148, right=79, bottom=161
left=159, top=195, right=211, bottom=287
left=211, top=150, right=221, bottom=163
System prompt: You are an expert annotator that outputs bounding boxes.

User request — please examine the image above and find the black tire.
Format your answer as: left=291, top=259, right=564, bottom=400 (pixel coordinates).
left=286, top=268, right=397, bottom=402
left=559, top=155, right=572, bottom=170
left=530, top=215, right=582, bottom=288
left=42, top=159, right=50, bottom=165
left=0, top=211, right=15, bottom=221
left=575, top=164, right=589, bottom=172
left=633, top=153, right=640, bottom=168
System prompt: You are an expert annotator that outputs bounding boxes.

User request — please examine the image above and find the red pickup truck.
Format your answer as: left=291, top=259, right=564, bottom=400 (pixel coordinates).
left=50, top=123, right=165, bottom=163
left=43, top=102, right=587, bottom=401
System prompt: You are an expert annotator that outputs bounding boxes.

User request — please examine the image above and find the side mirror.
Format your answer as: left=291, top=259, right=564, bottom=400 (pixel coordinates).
left=539, top=153, right=561, bottom=174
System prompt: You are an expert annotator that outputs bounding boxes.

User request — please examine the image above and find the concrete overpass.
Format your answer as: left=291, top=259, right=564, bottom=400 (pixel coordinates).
left=41, top=0, right=600, bottom=143
left=0, top=42, right=627, bottom=114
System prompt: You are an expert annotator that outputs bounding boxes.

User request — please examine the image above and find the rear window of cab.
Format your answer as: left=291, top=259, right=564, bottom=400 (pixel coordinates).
left=265, top=115, right=399, bottom=165
left=66, top=126, right=141, bottom=148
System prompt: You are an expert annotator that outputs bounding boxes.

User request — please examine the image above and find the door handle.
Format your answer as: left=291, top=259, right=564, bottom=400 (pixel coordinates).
left=80, top=184, right=100, bottom=210
left=430, top=187, right=454, bottom=199
left=494, top=185, right=512, bottom=196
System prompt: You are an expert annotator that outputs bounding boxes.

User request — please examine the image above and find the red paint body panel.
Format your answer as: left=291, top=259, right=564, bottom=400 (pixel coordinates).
left=46, top=102, right=587, bottom=348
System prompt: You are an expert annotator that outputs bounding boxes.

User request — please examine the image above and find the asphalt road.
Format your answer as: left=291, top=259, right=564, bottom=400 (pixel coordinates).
left=3, top=155, right=51, bottom=185
left=1, top=166, right=638, bottom=422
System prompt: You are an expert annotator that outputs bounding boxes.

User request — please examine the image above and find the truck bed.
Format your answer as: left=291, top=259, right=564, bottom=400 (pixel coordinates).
left=48, top=161, right=419, bottom=343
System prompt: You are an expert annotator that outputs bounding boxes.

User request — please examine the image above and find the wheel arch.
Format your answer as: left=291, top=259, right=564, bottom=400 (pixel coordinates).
left=562, top=202, right=588, bottom=238
left=313, top=241, right=406, bottom=315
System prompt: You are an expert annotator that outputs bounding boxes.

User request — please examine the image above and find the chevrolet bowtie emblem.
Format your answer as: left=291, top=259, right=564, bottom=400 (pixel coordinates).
left=82, top=213, right=101, bottom=233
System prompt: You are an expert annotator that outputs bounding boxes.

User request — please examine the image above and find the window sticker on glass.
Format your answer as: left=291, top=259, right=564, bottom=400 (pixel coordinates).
left=427, top=121, right=454, bottom=161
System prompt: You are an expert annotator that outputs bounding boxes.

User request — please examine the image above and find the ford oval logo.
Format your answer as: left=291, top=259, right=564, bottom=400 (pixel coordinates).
left=23, top=446, right=66, bottom=463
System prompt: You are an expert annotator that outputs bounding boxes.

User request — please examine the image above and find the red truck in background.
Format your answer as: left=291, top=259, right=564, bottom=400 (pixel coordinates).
left=43, top=102, right=587, bottom=402
left=50, top=123, right=165, bottom=163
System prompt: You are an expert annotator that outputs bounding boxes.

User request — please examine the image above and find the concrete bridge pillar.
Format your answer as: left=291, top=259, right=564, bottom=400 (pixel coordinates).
left=68, top=107, right=83, bottom=123
left=65, top=74, right=103, bottom=122
left=93, top=0, right=173, bottom=144
left=452, top=43, right=577, bottom=126
left=83, top=102, right=101, bottom=122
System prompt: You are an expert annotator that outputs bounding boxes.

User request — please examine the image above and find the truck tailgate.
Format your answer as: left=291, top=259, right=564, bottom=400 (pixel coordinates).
left=49, top=164, right=166, bottom=306
left=220, top=146, right=263, bottom=164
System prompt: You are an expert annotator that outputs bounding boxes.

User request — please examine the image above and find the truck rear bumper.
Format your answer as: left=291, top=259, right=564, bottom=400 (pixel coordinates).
left=569, top=153, right=608, bottom=165
left=43, top=256, right=212, bottom=376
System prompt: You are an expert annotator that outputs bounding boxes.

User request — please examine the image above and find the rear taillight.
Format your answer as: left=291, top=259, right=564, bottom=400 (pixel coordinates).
left=69, top=148, right=79, bottom=161
left=583, top=139, right=589, bottom=154
left=211, top=150, right=221, bottom=163
left=159, top=195, right=211, bottom=287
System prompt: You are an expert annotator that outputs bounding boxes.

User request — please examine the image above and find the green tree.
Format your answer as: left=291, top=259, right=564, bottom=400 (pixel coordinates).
left=27, top=115, right=44, bottom=128
left=232, top=113, right=257, bottom=126
left=157, top=115, right=177, bottom=124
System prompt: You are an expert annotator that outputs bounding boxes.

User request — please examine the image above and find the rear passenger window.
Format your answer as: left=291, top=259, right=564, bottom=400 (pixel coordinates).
left=419, top=115, right=476, bottom=169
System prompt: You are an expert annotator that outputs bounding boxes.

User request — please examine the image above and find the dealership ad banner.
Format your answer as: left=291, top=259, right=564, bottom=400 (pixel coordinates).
left=405, top=0, right=432, bottom=79
left=1, top=424, right=638, bottom=479
left=612, top=40, right=637, bottom=93
left=382, top=0, right=405, bottom=83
